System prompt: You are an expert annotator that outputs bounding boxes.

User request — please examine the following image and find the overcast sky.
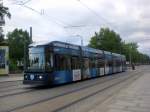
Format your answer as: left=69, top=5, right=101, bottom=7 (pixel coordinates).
left=4, top=0, right=150, bottom=55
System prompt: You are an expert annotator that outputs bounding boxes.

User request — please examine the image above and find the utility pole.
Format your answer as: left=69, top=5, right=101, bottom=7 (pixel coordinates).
left=129, top=46, right=132, bottom=66
left=29, top=26, right=32, bottom=43
left=24, top=27, right=32, bottom=71
left=75, top=35, right=83, bottom=46
left=24, top=40, right=27, bottom=71
left=129, top=50, right=132, bottom=65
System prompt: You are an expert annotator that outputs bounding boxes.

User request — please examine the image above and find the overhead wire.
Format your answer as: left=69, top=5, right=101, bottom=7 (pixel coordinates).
left=8, top=0, right=74, bottom=27
left=17, top=1, right=84, bottom=39
left=20, top=0, right=31, bottom=5
left=9, top=0, right=104, bottom=29
left=7, top=0, right=114, bottom=43
left=76, top=0, right=119, bottom=30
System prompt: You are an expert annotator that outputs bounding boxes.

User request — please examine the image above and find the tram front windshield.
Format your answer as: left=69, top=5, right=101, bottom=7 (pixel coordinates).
left=28, top=47, right=46, bottom=71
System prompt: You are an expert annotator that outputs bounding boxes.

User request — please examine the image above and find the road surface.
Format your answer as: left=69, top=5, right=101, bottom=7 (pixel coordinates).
left=0, top=65, right=149, bottom=112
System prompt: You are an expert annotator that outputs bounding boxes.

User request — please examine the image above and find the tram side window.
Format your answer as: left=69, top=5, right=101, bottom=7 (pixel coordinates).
left=98, top=59, right=104, bottom=68
left=54, top=54, right=71, bottom=71
left=109, top=60, right=113, bottom=67
left=71, top=57, right=80, bottom=69
left=116, top=60, right=121, bottom=67
left=117, top=60, right=119, bottom=66
left=113, top=59, right=116, bottom=66
left=45, top=49, right=53, bottom=70
left=89, top=58, right=96, bottom=68
left=123, top=60, right=126, bottom=66
left=119, top=60, right=122, bottom=66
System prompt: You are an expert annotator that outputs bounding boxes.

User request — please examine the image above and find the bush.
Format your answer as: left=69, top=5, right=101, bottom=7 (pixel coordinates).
left=9, top=60, right=18, bottom=72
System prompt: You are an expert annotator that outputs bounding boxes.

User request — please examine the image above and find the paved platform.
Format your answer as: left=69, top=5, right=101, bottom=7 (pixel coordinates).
left=0, top=74, right=23, bottom=82
left=91, top=67, right=150, bottom=112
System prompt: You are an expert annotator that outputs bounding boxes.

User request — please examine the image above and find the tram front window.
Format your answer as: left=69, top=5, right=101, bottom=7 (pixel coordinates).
left=28, top=47, right=46, bottom=71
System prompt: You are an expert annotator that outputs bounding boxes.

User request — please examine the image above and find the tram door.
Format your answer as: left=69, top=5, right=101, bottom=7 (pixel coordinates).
left=113, top=58, right=117, bottom=73
left=82, top=58, right=90, bottom=79
left=0, top=46, right=9, bottom=75
left=98, top=59, right=105, bottom=76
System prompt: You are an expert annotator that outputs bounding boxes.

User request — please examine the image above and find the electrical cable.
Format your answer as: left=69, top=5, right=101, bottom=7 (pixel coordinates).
left=76, top=0, right=119, bottom=30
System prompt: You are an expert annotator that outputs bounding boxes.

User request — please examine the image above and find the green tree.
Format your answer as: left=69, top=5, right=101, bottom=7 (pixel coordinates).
left=88, top=27, right=150, bottom=64
left=7, top=29, right=30, bottom=71
left=0, top=34, right=4, bottom=42
left=122, top=43, right=138, bottom=62
left=88, top=28, right=122, bottom=53
left=0, top=4, right=11, bottom=43
left=0, top=4, right=11, bottom=19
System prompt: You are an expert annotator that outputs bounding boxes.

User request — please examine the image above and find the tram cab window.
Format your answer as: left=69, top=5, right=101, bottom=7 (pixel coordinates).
left=71, top=57, right=80, bottom=69
left=54, top=54, right=71, bottom=71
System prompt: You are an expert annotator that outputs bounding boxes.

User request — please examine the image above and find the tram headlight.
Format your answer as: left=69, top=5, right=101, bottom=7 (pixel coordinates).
left=39, top=75, right=43, bottom=80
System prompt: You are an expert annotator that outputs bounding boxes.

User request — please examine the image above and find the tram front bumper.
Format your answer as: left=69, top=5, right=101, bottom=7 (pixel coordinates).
left=23, top=73, right=52, bottom=85
left=23, top=80, right=47, bottom=85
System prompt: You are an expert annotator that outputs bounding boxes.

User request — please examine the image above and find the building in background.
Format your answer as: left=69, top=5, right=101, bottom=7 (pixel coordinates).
left=0, top=43, right=9, bottom=75
left=0, top=0, right=9, bottom=75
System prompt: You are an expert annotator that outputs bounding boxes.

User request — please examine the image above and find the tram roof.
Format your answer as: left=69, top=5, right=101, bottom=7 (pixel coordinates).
left=104, top=51, right=111, bottom=55
left=29, top=41, right=103, bottom=53
left=29, top=41, right=125, bottom=57
left=117, top=54, right=126, bottom=58
left=81, top=46, right=103, bottom=54
left=29, top=41, right=51, bottom=47
left=112, top=53, right=121, bottom=57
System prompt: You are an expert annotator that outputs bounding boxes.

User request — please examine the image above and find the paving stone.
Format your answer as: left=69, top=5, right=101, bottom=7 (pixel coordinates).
left=106, top=72, right=150, bottom=112
left=90, top=68, right=150, bottom=112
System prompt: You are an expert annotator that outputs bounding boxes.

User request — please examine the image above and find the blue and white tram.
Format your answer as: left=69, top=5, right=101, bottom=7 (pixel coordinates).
left=23, top=41, right=126, bottom=85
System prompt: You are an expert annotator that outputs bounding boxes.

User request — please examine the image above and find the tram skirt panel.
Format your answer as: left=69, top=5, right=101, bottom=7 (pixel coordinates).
left=90, top=68, right=97, bottom=78
left=52, top=71, right=72, bottom=85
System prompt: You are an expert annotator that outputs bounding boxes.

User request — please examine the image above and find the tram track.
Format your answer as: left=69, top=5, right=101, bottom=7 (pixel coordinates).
left=54, top=70, right=141, bottom=112
left=0, top=86, right=35, bottom=98
left=0, top=85, right=28, bottom=92
left=0, top=79, right=22, bottom=84
left=0, top=80, right=22, bottom=89
left=0, top=84, right=32, bottom=93
left=0, top=71, right=130, bottom=99
left=13, top=70, right=142, bottom=112
left=3, top=70, right=142, bottom=112
left=0, top=73, right=114, bottom=98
